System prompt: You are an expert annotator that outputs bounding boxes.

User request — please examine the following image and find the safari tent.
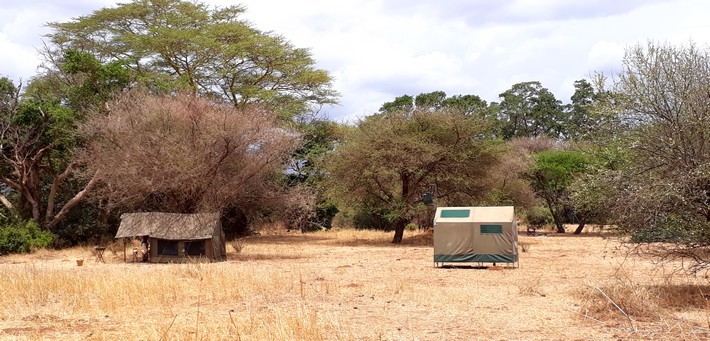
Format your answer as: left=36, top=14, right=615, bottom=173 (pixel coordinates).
left=115, top=212, right=227, bottom=263
left=433, top=206, right=518, bottom=267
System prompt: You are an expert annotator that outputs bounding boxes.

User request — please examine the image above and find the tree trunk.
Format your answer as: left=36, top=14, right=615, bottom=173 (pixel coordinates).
left=544, top=197, right=565, bottom=233
left=554, top=221, right=565, bottom=233
left=391, top=218, right=406, bottom=244
left=43, top=172, right=99, bottom=231
left=391, top=171, right=411, bottom=244
left=573, top=221, right=586, bottom=235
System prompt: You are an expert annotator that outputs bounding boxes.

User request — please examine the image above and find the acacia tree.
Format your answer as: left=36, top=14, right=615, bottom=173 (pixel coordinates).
left=527, top=150, right=589, bottom=233
left=46, top=0, right=337, bottom=119
left=76, top=90, right=300, bottom=221
left=325, top=108, right=499, bottom=243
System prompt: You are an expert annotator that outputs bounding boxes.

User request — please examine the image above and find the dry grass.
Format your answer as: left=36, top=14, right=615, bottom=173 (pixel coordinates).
left=0, top=227, right=708, bottom=340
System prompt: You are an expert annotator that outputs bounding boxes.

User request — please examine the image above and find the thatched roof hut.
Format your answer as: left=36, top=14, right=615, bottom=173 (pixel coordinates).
left=115, top=212, right=226, bottom=263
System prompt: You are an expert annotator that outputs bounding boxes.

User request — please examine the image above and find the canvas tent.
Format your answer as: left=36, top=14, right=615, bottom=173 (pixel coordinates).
left=115, top=212, right=226, bottom=263
left=433, top=206, right=518, bottom=267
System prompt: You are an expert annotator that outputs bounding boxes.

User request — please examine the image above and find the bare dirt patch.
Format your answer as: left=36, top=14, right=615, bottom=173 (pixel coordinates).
left=0, top=228, right=708, bottom=340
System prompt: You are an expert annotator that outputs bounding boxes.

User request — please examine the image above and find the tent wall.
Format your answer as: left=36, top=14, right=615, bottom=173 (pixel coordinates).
left=433, top=206, right=518, bottom=265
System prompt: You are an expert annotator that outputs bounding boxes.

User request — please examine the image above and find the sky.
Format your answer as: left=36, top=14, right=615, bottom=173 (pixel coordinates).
left=1, top=0, right=709, bottom=122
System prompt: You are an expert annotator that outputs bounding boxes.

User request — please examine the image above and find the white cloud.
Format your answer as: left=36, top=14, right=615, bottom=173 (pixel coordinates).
left=2, top=0, right=710, bottom=121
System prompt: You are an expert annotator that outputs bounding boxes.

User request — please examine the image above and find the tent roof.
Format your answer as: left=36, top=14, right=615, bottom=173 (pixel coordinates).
left=115, top=212, right=220, bottom=240
left=435, top=206, right=515, bottom=223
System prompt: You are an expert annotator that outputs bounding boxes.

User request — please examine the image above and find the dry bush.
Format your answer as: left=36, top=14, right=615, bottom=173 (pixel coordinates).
left=517, top=274, right=546, bottom=296
left=230, top=240, right=245, bottom=254
left=77, top=90, right=298, bottom=214
left=579, top=271, right=662, bottom=323
left=651, top=284, right=710, bottom=311
left=479, top=136, right=559, bottom=209
left=520, top=242, right=532, bottom=252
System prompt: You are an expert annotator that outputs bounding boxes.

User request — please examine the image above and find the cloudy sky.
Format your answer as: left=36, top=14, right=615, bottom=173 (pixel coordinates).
left=1, top=0, right=709, bottom=121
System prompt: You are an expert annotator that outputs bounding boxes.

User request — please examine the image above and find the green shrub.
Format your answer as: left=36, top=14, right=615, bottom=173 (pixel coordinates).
left=0, top=220, right=54, bottom=254
left=525, top=207, right=553, bottom=228
left=405, top=223, right=419, bottom=231
left=630, top=215, right=710, bottom=244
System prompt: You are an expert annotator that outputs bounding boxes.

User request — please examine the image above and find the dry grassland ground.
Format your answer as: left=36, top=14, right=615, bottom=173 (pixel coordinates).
left=0, top=227, right=709, bottom=340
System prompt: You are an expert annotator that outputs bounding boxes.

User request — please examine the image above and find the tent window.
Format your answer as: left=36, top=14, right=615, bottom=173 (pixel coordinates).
left=184, top=241, right=205, bottom=256
left=481, top=225, right=503, bottom=234
left=441, top=209, right=470, bottom=218
left=158, top=240, right=178, bottom=256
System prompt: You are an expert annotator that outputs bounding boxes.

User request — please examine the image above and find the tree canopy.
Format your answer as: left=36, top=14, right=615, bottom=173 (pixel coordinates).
left=77, top=90, right=298, bottom=215
left=46, top=0, right=338, bottom=119
left=495, top=81, right=566, bottom=139
left=592, top=42, right=710, bottom=272
left=325, top=104, right=499, bottom=243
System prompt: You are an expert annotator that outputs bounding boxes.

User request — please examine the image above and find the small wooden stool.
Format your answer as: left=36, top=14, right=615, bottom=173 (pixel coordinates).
left=95, top=247, right=106, bottom=263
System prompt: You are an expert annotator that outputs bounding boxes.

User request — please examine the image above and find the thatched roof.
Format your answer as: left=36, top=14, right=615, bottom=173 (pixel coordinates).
left=115, top=212, right=221, bottom=240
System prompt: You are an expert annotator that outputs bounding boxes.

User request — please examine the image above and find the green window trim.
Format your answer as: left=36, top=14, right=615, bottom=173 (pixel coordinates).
left=440, top=209, right=470, bottom=218
left=481, top=224, right=503, bottom=234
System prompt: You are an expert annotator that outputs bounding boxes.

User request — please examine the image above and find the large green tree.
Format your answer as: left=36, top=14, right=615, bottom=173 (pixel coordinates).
left=46, top=0, right=337, bottom=119
left=495, top=81, right=566, bottom=139
left=380, top=91, right=489, bottom=117
left=527, top=150, right=589, bottom=233
left=325, top=107, right=499, bottom=243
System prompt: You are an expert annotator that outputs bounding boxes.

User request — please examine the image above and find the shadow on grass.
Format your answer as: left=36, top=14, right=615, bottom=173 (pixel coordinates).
left=436, top=264, right=517, bottom=270
left=519, top=224, right=618, bottom=238
left=239, top=230, right=433, bottom=248
left=651, top=284, right=710, bottom=309
left=238, top=234, right=330, bottom=245
left=323, top=230, right=433, bottom=248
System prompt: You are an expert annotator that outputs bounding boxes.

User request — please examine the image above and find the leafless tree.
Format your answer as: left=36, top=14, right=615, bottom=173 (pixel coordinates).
left=77, top=90, right=300, bottom=225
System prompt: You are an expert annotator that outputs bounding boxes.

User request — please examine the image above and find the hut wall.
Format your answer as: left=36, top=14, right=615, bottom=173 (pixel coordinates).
left=149, top=238, right=214, bottom=263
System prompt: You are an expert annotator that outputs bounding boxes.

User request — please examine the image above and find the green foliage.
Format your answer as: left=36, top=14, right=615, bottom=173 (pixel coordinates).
left=46, top=0, right=337, bottom=119
left=528, top=150, right=589, bottom=232
left=325, top=103, right=499, bottom=242
left=531, top=151, right=588, bottom=193
left=380, top=94, right=414, bottom=113
left=405, top=223, right=420, bottom=231
left=351, top=206, right=390, bottom=230
left=525, top=206, right=553, bottom=228
left=379, top=91, right=489, bottom=118
left=495, top=81, right=566, bottom=139
left=287, top=119, right=343, bottom=231
left=312, top=200, right=339, bottom=230
left=629, top=215, right=710, bottom=244
left=0, top=220, right=54, bottom=254
left=59, top=49, right=131, bottom=113
left=0, top=76, right=91, bottom=228
left=414, top=91, right=446, bottom=110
